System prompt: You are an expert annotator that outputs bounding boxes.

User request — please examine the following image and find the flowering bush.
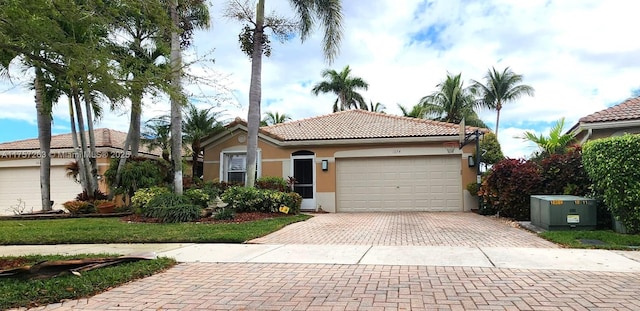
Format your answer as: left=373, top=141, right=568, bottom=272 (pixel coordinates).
left=221, top=186, right=301, bottom=214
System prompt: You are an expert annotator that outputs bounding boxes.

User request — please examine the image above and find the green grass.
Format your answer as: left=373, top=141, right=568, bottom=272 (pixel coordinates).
left=540, top=230, right=640, bottom=249
left=0, top=215, right=312, bottom=245
left=0, top=254, right=176, bottom=309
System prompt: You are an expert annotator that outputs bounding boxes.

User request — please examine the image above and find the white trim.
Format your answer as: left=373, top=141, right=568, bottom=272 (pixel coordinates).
left=218, top=147, right=262, bottom=183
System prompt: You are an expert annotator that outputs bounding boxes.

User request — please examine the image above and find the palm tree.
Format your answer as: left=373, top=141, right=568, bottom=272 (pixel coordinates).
left=398, top=103, right=424, bottom=118
left=311, top=65, right=369, bottom=112
left=142, top=116, right=172, bottom=162
left=261, top=111, right=291, bottom=126
left=419, top=72, right=479, bottom=124
left=519, top=117, right=575, bottom=156
left=167, top=0, right=210, bottom=194
left=366, top=101, right=386, bottom=113
left=225, top=0, right=343, bottom=187
left=472, top=66, right=535, bottom=137
left=182, top=104, right=225, bottom=178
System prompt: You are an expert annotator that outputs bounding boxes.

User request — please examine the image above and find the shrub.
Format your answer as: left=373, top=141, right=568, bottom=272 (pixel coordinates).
left=255, top=176, right=288, bottom=192
left=63, top=200, right=95, bottom=214
left=479, top=158, right=542, bottom=220
left=539, top=147, right=591, bottom=196
left=583, top=134, right=640, bottom=233
left=131, top=187, right=171, bottom=211
left=221, top=186, right=302, bottom=214
left=200, top=180, right=241, bottom=199
left=104, top=157, right=169, bottom=197
left=214, top=208, right=235, bottom=220
left=146, top=193, right=191, bottom=209
left=184, top=188, right=210, bottom=208
left=145, top=204, right=202, bottom=223
left=75, top=190, right=108, bottom=202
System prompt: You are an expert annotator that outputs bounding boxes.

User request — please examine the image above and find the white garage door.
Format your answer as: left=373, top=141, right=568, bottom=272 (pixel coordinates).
left=336, top=156, right=461, bottom=212
left=0, top=165, right=81, bottom=215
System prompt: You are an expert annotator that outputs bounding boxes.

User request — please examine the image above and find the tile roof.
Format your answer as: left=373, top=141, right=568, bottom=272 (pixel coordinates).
left=579, top=97, right=640, bottom=123
left=0, top=128, right=160, bottom=156
left=258, top=110, right=475, bottom=141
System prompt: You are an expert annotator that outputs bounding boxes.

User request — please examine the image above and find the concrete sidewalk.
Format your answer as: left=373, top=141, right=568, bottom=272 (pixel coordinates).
left=2, top=243, right=640, bottom=272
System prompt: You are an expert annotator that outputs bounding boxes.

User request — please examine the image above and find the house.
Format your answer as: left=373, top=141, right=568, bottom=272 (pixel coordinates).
left=0, top=128, right=160, bottom=214
left=201, top=110, right=483, bottom=213
left=569, top=96, right=640, bottom=143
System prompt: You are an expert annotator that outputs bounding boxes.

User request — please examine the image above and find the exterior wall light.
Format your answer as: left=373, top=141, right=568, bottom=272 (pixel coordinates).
left=468, top=155, right=475, bottom=167
left=321, top=160, right=329, bottom=171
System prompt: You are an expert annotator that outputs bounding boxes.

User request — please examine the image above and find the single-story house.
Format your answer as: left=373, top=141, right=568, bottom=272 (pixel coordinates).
left=202, top=110, right=483, bottom=213
left=569, top=96, right=640, bottom=143
left=0, top=128, right=159, bottom=214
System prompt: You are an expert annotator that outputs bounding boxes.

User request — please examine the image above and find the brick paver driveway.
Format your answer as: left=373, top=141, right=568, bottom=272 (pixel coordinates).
left=250, top=212, right=559, bottom=248
left=22, top=212, right=640, bottom=311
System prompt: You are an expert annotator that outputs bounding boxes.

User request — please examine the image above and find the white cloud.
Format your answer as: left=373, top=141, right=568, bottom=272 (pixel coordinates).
left=2, top=0, right=640, bottom=159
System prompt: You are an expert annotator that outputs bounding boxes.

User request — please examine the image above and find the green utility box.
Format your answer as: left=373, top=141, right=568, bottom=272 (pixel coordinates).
left=530, top=195, right=597, bottom=230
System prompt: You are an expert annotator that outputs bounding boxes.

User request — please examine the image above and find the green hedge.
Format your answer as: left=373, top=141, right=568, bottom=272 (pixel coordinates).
left=221, top=186, right=302, bottom=214
left=583, top=134, right=640, bottom=233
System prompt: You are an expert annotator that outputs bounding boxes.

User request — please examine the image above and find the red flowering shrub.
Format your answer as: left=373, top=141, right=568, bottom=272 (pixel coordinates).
left=539, top=147, right=591, bottom=196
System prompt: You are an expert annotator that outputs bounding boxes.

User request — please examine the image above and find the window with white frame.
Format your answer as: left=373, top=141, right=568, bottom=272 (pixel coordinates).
left=221, top=151, right=259, bottom=183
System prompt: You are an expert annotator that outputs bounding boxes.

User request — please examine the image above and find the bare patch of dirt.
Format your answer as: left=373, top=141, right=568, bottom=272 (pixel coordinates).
left=0, top=258, right=30, bottom=270
left=121, top=212, right=291, bottom=224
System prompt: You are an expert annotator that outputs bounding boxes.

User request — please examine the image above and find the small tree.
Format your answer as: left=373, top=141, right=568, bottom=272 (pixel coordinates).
left=583, top=134, right=640, bottom=233
left=479, top=132, right=504, bottom=165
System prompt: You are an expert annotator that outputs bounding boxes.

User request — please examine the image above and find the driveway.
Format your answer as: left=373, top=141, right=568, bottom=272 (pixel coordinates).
left=250, top=212, right=559, bottom=248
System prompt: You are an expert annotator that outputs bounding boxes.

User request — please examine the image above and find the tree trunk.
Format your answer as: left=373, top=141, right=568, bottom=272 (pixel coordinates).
left=82, top=83, right=99, bottom=192
left=495, top=102, right=502, bottom=138
left=169, top=0, right=183, bottom=194
left=71, top=86, right=97, bottom=197
left=191, top=141, right=199, bottom=179
left=245, top=0, right=265, bottom=188
left=129, top=87, right=143, bottom=157
left=35, top=68, right=52, bottom=211
left=68, top=95, right=88, bottom=192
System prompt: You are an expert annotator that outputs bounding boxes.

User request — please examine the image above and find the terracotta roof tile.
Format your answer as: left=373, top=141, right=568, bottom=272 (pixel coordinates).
left=0, top=128, right=160, bottom=156
left=260, top=110, right=473, bottom=141
left=580, top=97, right=640, bottom=123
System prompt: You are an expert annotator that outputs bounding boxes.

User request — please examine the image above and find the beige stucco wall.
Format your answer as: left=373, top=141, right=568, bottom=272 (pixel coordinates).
left=203, top=129, right=480, bottom=212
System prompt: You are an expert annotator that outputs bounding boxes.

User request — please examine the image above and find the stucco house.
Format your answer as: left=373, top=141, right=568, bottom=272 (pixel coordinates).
left=569, top=96, right=640, bottom=143
left=202, top=110, right=483, bottom=213
left=0, top=128, right=159, bottom=214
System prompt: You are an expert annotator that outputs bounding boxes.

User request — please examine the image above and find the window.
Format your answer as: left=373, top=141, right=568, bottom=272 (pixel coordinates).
left=221, top=151, right=260, bottom=183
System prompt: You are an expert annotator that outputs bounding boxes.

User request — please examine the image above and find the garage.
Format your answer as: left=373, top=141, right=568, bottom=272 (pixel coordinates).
left=0, top=160, right=81, bottom=215
left=336, top=155, right=462, bottom=212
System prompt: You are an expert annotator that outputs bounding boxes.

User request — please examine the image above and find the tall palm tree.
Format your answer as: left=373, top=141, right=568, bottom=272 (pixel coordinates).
left=225, top=0, right=343, bottom=187
left=167, top=0, right=210, bottom=194
left=471, top=66, right=535, bottom=137
left=182, top=104, right=225, bottom=178
left=519, top=117, right=575, bottom=156
left=419, top=72, right=479, bottom=124
left=311, top=65, right=369, bottom=112
left=398, top=103, right=424, bottom=118
left=261, top=111, right=291, bottom=126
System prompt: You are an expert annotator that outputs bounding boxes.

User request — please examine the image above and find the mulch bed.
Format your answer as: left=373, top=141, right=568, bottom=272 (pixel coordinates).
left=120, top=212, right=291, bottom=224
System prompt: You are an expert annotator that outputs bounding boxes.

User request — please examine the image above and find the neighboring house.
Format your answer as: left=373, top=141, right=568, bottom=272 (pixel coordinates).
left=569, top=97, right=640, bottom=143
left=202, top=110, right=483, bottom=213
left=0, top=128, right=160, bottom=215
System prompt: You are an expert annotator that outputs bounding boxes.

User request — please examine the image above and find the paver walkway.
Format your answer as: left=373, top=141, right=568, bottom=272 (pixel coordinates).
left=250, top=212, right=559, bottom=248
left=32, top=263, right=640, bottom=310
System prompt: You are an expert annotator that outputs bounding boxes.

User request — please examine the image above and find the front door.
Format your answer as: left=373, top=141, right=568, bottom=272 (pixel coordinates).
left=292, top=153, right=315, bottom=210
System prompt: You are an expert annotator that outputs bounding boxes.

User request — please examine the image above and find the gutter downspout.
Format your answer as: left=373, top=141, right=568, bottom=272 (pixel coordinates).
left=580, top=128, right=593, bottom=145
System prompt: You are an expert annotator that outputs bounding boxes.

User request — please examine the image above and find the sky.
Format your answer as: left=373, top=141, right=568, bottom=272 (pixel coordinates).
left=1, top=0, right=640, bottom=158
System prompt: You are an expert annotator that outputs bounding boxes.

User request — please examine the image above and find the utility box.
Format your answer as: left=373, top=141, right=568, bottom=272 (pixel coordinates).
left=530, top=195, right=597, bottom=230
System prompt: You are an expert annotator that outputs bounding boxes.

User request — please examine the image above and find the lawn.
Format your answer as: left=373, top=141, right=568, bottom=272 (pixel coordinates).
left=0, top=254, right=176, bottom=309
left=0, top=214, right=312, bottom=245
left=540, top=230, right=640, bottom=249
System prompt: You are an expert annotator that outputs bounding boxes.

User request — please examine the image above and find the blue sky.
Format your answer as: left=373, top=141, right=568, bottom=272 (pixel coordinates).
left=1, top=0, right=639, bottom=158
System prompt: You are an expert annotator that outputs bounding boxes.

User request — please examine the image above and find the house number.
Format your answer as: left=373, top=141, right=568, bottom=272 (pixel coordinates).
left=392, top=149, right=401, bottom=154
